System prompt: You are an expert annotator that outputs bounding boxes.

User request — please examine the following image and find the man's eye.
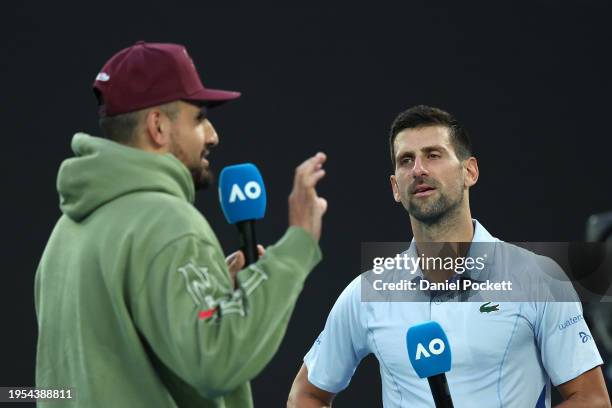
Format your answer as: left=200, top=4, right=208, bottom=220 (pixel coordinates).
left=400, top=157, right=414, bottom=165
left=196, top=108, right=208, bottom=122
left=429, top=153, right=441, bottom=159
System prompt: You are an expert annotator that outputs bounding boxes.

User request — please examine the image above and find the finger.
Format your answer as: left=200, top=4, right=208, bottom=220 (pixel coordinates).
left=302, top=168, right=326, bottom=188
left=225, top=251, right=239, bottom=265
left=299, top=152, right=327, bottom=171
left=257, top=244, right=265, bottom=257
left=231, top=250, right=246, bottom=272
left=317, top=197, right=328, bottom=215
left=295, top=152, right=327, bottom=183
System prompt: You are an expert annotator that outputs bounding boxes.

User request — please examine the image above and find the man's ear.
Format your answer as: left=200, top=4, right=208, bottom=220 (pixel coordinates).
left=464, top=157, right=479, bottom=188
left=390, top=174, right=401, bottom=202
left=144, top=108, right=172, bottom=148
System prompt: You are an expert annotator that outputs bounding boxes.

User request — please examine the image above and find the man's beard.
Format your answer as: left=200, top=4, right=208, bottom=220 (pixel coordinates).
left=406, top=177, right=464, bottom=225
left=169, top=134, right=214, bottom=191
left=189, top=165, right=214, bottom=191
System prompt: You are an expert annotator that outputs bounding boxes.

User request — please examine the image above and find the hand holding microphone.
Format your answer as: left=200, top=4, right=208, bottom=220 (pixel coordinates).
left=289, top=152, right=328, bottom=242
left=226, top=245, right=265, bottom=288
left=218, top=153, right=327, bottom=268
left=219, top=163, right=267, bottom=266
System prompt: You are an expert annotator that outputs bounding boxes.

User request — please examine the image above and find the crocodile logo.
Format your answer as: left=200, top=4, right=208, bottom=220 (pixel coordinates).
left=479, top=302, right=499, bottom=313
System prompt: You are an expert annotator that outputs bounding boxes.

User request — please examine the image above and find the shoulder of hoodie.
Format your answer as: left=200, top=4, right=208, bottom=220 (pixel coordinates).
left=112, top=190, right=214, bottom=242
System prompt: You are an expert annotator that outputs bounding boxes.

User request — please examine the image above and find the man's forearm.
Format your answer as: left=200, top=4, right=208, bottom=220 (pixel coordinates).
left=287, top=393, right=331, bottom=408
left=554, top=393, right=611, bottom=408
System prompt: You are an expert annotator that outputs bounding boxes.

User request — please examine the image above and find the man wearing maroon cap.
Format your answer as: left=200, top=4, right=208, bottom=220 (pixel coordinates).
left=35, top=41, right=328, bottom=407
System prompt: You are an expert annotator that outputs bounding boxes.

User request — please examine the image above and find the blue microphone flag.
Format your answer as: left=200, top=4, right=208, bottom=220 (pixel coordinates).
left=406, top=321, right=452, bottom=379
left=218, top=163, right=267, bottom=224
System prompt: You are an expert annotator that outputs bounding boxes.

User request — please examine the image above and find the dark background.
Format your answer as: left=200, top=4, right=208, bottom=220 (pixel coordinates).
left=3, top=1, right=612, bottom=406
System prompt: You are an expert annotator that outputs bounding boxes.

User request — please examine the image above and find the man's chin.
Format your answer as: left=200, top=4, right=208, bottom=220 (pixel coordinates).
left=409, top=209, right=445, bottom=225
left=408, top=194, right=464, bottom=225
left=192, top=169, right=215, bottom=191
left=408, top=200, right=446, bottom=225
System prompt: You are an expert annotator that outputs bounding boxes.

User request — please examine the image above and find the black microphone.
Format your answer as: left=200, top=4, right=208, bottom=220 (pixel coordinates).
left=406, top=321, right=454, bottom=408
left=236, top=220, right=258, bottom=265
left=218, top=163, right=267, bottom=265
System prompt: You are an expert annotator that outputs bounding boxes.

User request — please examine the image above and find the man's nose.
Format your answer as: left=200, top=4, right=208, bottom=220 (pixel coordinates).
left=412, top=156, right=429, bottom=178
left=204, top=119, right=219, bottom=147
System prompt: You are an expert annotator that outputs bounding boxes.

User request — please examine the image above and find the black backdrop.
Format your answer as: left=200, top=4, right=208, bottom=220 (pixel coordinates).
left=3, top=1, right=612, bottom=406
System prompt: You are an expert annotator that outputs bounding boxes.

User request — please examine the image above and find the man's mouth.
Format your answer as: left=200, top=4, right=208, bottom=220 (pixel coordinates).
left=412, top=184, right=436, bottom=197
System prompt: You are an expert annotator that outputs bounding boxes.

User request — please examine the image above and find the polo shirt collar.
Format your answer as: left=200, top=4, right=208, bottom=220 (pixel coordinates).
left=405, top=218, right=498, bottom=280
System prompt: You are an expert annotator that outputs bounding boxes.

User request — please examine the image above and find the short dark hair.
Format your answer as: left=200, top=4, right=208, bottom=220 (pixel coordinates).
left=389, top=105, right=472, bottom=167
left=98, top=101, right=180, bottom=144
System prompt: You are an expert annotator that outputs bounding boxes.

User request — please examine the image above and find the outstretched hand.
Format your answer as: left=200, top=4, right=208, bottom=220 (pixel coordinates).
left=289, top=152, right=328, bottom=242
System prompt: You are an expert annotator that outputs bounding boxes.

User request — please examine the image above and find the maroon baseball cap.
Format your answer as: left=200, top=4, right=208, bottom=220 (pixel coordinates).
left=93, top=41, right=241, bottom=117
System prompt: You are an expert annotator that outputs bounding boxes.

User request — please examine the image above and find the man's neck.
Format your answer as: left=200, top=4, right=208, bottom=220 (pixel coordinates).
left=410, top=207, right=475, bottom=283
left=410, top=207, right=474, bottom=243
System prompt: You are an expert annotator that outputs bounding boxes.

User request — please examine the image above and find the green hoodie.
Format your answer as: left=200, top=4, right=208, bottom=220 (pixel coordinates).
left=35, top=133, right=322, bottom=407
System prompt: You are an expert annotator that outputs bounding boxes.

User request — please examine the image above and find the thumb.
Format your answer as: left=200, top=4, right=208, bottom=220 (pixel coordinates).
left=232, top=250, right=246, bottom=271
left=226, top=250, right=246, bottom=274
left=317, top=197, right=328, bottom=215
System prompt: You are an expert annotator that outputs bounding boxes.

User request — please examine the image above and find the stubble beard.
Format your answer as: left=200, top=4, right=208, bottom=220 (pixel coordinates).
left=189, top=164, right=215, bottom=191
left=169, top=133, right=214, bottom=191
left=406, top=177, right=465, bottom=226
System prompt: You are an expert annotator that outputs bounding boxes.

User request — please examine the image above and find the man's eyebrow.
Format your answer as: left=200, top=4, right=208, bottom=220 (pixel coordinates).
left=421, top=145, right=447, bottom=153
left=396, top=145, right=448, bottom=158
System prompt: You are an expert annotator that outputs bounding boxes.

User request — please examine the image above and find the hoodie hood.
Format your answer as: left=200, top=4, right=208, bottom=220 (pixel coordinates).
left=58, top=133, right=195, bottom=221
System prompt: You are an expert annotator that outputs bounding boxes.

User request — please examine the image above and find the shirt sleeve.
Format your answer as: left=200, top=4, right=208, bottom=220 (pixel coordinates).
left=130, top=226, right=321, bottom=398
left=303, top=276, right=370, bottom=394
left=534, top=259, right=603, bottom=386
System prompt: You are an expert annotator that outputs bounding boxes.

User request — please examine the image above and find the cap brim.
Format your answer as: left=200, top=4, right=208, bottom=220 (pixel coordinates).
left=186, top=87, right=241, bottom=108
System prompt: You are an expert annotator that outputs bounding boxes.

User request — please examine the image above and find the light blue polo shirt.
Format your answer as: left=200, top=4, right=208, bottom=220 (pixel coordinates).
left=303, top=220, right=603, bottom=407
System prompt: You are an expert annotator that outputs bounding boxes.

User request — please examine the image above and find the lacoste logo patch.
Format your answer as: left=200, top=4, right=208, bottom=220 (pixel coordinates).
left=479, top=302, right=499, bottom=313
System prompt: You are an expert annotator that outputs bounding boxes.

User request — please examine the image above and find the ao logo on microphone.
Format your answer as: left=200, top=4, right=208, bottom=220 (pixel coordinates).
left=219, top=163, right=267, bottom=224
left=228, top=181, right=262, bottom=203
left=406, top=321, right=452, bottom=378
left=414, top=337, right=446, bottom=360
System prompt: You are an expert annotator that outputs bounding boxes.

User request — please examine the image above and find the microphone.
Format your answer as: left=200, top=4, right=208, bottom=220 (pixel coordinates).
left=218, top=163, right=267, bottom=266
left=406, top=321, right=454, bottom=408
